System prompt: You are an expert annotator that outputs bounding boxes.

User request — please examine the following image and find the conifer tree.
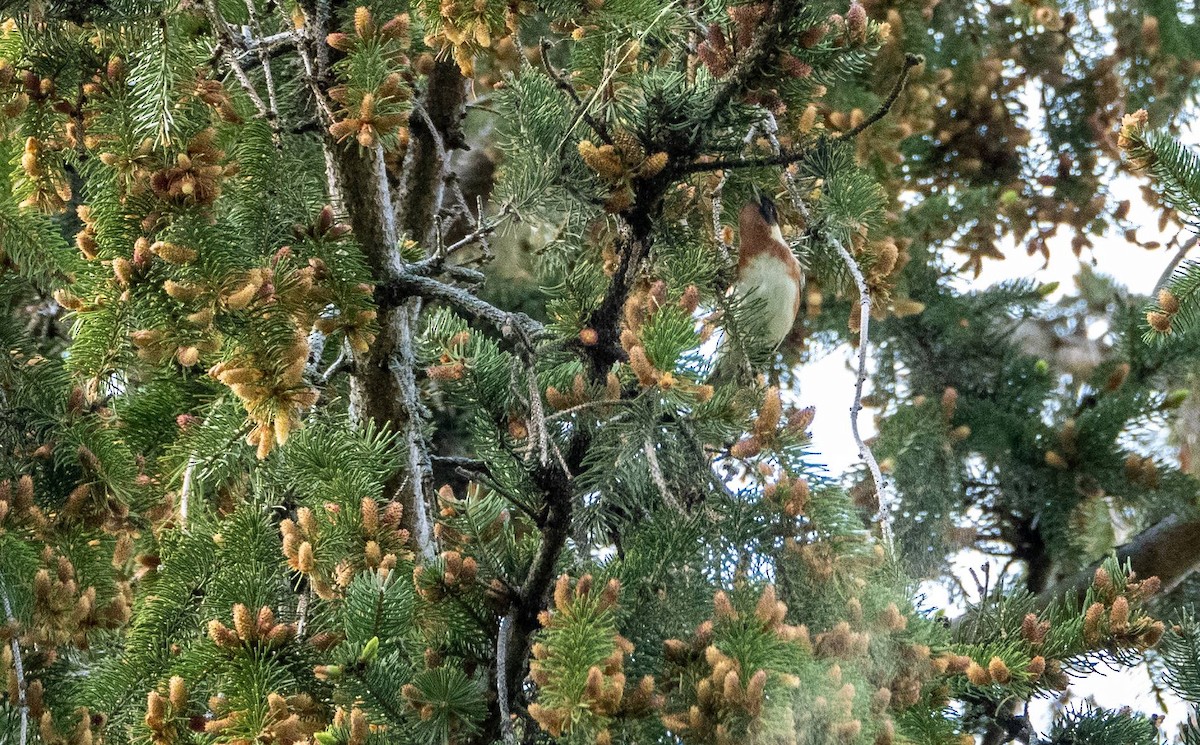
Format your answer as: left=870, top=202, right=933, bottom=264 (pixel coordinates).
left=1, top=1, right=1199, bottom=744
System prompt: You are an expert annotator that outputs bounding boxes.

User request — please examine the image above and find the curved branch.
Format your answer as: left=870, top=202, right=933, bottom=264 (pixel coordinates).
left=379, top=272, right=547, bottom=352
left=835, top=53, right=922, bottom=141
left=1037, top=513, right=1200, bottom=607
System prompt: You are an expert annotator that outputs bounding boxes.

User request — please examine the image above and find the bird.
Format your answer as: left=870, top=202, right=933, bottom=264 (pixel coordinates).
left=709, top=190, right=805, bottom=384
left=734, top=191, right=805, bottom=347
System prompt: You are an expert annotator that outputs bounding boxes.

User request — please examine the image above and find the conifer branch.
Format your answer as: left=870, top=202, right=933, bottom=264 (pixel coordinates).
left=1037, top=513, right=1200, bottom=607
left=0, top=571, right=28, bottom=745
left=240, top=0, right=281, bottom=140
left=706, top=0, right=801, bottom=117
left=835, top=53, right=922, bottom=141
left=202, top=0, right=272, bottom=123
left=539, top=39, right=614, bottom=147
left=381, top=272, right=547, bottom=351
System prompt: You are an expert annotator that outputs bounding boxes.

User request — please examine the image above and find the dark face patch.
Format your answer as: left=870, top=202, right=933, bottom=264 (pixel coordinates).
left=757, top=194, right=778, bottom=226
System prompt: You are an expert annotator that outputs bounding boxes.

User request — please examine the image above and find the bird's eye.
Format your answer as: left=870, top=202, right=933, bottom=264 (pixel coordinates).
left=758, top=196, right=778, bottom=224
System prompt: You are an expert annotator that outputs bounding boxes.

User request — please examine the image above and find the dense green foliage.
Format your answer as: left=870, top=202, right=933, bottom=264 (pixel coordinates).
left=1, top=1, right=1200, bottom=744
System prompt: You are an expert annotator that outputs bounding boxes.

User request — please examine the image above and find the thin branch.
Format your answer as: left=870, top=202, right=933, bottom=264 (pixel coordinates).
left=243, top=30, right=295, bottom=52
left=408, top=203, right=513, bottom=275
left=203, top=0, right=271, bottom=121
left=179, top=454, right=198, bottom=529
left=1154, top=233, right=1200, bottom=292
left=430, top=454, right=489, bottom=470
left=777, top=146, right=894, bottom=549
left=644, top=437, right=684, bottom=512
left=711, top=168, right=732, bottom=266
left=0, top=571, right=28, bottom=745
left=833, top=234, right=894, bottom=548
left=320, top=341, right=351, bottom=384
left=295, top=587, right=310, bottom=639
left=1036, top=513, right=1200, bottom=607
left=545, top=398, right=630, bottom=422
left=496, top=611, right=517, bottom=745
left=682, top=144, right=817, bottom=175
left=539, top=39, right=614, bottom=146
left=380, top=272, right=547, bottom=350
left=835, top=54, right=922, bottom=141
left=241, top=0, right=282, bottom=141
left=292, top=15, right=337, bottom=127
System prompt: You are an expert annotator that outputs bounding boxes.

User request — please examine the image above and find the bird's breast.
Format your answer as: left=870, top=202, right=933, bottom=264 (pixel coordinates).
left=734, top=252, right=803, bottom=347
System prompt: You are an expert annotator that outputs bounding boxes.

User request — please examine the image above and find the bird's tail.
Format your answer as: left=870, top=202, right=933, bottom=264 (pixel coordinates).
left=707, top=342, right=750, bottom=388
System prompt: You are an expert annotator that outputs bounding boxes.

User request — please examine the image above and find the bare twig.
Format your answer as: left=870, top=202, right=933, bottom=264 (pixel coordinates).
left=1154, top=233, right=1200, bottom=292
left=242, top=30, right=295, bottom=52
left=829, top=235, right=894, bottom=549
left=295, top=587, right=310, bottom=639
left=203, top=0, right=271, bottom=121
left=380, top=272, right=547, bottom=350
left=711, top=169, right=732, bottom=266
left=241, top=0, right=282, bottom=140
left=835, top=54, right=922, bottom=141
left=539, top=39, right=614, bottom=146
left=681, top=146, right=817, bottom=175
left=291, top=9, right=338, bottom=128
left=0, top=571, right=28, bottom=745
left=773, top=136, right=894, bottom=549
left=321, top=342, right=352, bottom=384
left=545, top=398, right=630, bottom=422
left=408, top=203, right=514, bottom=275
left=179, top=454, right=198, bottom=529
left=644, top=437, right=684, bottom=512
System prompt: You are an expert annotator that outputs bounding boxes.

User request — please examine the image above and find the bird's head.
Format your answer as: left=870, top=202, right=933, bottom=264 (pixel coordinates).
left=738, top=189, right=786, bottom=261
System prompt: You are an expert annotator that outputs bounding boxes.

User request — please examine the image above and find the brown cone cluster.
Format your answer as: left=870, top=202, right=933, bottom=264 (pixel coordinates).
left=16, top=135, right=72, bottom=212
left=730, top=388, right=813, bottom=459
left=148, top=129, right=236, bottom=206
left=617, top=280, right=712, bottom=399
left=1082, top=566, right=1164, bottom=650
left=577, top=129, right=669, bottom=214
left=205, top=690, right=322, bottom=744
left=207, top=604, right=296, bottom=651
left=281, top=499, right=408, bottom=600
left=327, top=8, right=413, bottom=149
left=528, top=575, right=658, bottom=741
left=660, top=586, right=811, bottom=745
left=421, top=0, right=527, bottom=75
